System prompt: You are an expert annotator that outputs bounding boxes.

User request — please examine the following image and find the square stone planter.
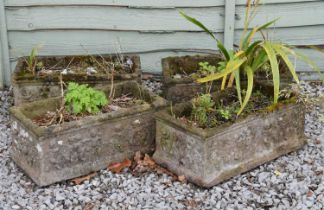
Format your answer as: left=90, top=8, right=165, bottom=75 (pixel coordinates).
left=162, top=54, right=222, bottom=103
left=153, top=92, right=306, bottom=188
left=10, top=81, right=167, bottom=186
left=12, top=55, right=141, bottom=105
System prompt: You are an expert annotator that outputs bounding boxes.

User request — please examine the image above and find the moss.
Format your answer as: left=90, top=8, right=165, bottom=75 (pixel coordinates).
left=264, top=97, right=297, bottom=113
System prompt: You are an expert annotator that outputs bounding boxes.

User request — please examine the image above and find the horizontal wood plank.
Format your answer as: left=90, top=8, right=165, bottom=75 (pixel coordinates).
left=8, top=31, right=223, bottom=58
left=5, top=0, right=225, bottom=8
left=6, top=2, right=324, bottom=31
left=236, top=0, right=321, bottom=5
left=8, top=26, right=324, bottom=56
left=234, top=25, right=324, bottom=46
left=235, top=1, right=324, bottom=29
left=5, top=0, right=321, bottom=7
left=6, top=6, right=225, bottom=32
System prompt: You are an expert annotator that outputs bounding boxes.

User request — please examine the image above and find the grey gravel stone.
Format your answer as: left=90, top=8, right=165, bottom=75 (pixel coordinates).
left=0, top=81, right=323, bottom=209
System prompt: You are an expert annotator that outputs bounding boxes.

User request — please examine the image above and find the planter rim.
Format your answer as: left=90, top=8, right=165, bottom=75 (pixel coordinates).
left=12, top=54, right=141, bottom=84
left=10, top=85, right=167, bottom=139
left=162, top=54, right=223, bottom=85
left=155, top=102, right=301, bottom=139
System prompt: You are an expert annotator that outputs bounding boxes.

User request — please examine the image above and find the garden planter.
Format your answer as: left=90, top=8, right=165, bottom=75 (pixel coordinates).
left=12, top=55, right=141, bottom=105
left=162, top=54, right=222, bottom=103
left=10, top=81, right=167, bottom=186
left=153, top=89, right=306, bottom=188
left=162, top=55, right=292, bottom=103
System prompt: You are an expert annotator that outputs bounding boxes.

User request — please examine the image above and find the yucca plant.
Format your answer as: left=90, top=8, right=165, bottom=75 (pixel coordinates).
left=180, top=0, right=318, bottom=115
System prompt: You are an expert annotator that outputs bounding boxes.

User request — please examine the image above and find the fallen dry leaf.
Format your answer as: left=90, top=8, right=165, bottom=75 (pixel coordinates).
left=108, top=158, right=132, bottom=173
left=184, top=199, right=198, bottom=210
left=83, top=203, right=95, bottom=210
left=155, top=166, right=177, bottom=179
left=143, top=154, right=156, bottom=167
left=132, top=152, right=178, bottom=180
left=178, top=175, right=187, bottom=183
left=307, top=190, right=314, bottom=197
left=71, top=172, right=96, bottom=185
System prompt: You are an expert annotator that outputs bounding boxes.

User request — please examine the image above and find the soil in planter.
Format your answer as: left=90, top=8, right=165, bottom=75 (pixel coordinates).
left=33, top=94, right=147, bottom=127
left=175, top=85, right=298, bottom=129
left=16, top=55, right=136, bottom=81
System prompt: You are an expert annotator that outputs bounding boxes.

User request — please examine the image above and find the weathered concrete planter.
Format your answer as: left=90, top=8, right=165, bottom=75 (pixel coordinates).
left=153, top=94, right=306, bottom=187
left=10, top=81, right=167, bottom=186
left=162, top=55, right=292, bottom=103
left=162, top=54, right=222, bottom=103
left=12, top=55, right=141, bottom=105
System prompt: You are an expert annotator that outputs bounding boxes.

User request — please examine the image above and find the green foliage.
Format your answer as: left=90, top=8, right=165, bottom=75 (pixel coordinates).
left=65, top=82, right=109, bottom=114
left=191, top=62, right=220, bottom=94
left=217, top=107, right=231, bottom=120
left=180, top=3, right=318, bottom=116
left=191, top=94, right=215, bottom=127
left=198, top=62, right=217, bottom=75
left=25, top=47, right=39, bottom=75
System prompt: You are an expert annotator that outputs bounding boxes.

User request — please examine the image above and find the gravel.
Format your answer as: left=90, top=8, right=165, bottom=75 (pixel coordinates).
left=0, top=81, right=323, bottom=210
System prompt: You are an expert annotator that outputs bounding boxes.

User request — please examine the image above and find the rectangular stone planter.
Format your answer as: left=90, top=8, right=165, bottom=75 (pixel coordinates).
left=12, top=55, right=141, bottom=105
left=162, top=55, right=293, bottom=103
left=10, top=81, right=167, bottom=186
left=162, top=54, right=222, bottom=103
left=153, top=96, right=306, bottom=188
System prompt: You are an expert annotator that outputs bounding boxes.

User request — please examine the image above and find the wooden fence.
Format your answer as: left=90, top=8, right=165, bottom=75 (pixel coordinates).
left=1, top=0, right=324, bottom=87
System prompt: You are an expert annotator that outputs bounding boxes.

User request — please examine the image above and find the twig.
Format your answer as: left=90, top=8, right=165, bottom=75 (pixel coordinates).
left=58, top=73, right=65, bottom=124
left=109, top=63, right=115, bottom=100
left=65, top=57, right=75, bottom=70
left=48, top=60, right=63, bottom=70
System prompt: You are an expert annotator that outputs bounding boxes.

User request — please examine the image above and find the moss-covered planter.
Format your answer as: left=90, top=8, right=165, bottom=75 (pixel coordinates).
left=162, top=54, right=293, bottom=104
left=162, top=54, right=222, bottom=103
left=153, top=90, right=306, bottom=188
left=12, top=55, right=141, bottom=105
left=10, top=81, right=167, bottom=186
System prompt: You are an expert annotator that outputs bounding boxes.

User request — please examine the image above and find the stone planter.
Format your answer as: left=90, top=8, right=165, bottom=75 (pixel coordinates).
left=162, top=54, right=222, bottom=103
left=12, top=55, right=141, bottom=105
left=162, top=54, right=293, bottom=103
left=10, top=81, right=167, bottom=186
left=153, top=91, right=306, bottom=188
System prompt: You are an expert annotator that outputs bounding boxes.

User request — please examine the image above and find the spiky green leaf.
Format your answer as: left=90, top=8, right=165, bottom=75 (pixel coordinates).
left=272, top=44, right=299, bottom=83
left=180, top=11, right=216, bottom=40
left=237, top=66, right=254, bottom=115
left=262, top=42, right=280, bottom=104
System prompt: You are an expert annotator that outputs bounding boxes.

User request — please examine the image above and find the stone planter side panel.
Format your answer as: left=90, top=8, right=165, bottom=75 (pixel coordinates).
left=12, top=111, right=156, bottom=186
left=13, top=80, right=130, bottom=105
left=162, top=54, right=222, bottom=103
left=204, top=104, right=306, bottom=187
left=153, top=120, right=206, bottom=184
left=13, top=82, right=61, bottom=105
left=10, top=117, right=43, bottom=184
left=164, top=83, right=206, bottom=103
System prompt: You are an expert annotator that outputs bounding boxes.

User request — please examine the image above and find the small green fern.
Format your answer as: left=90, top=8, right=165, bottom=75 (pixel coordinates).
left=65, top=82, right=109, bottom=114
